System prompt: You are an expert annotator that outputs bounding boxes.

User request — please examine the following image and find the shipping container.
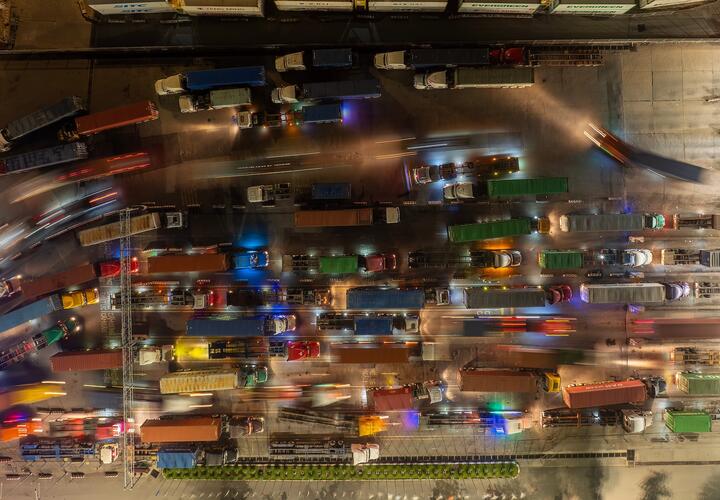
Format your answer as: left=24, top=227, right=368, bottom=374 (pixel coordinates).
left=448, top=218, right=534, bottom=243
left=311, top=183, right=352, bottom=200
left=147, top=254, right=230, bottom=274
left=87, top=0, right=175, bottom=14
left=78, top=213, right=162, bottom=247
left=295, top=208, right=373, bottom=227
left=463, top=287, right=546, bottom=308
left=487, top=177, right=568, bottom=197
left=580, top=283, right=665, bottom=304
left=187, top=67, right=266, bottom=92
left=559, top=213, right=659, bottom=232
left=273, top=79, right=381, bottom=104
left=700, top=250, right=720, bottom=268
left=457, top=0, right=542, bottom=13
left=664, top=409, right=712, bottom=433
left=67, top=101, right=159, bottom=139
left=354, top=317, right=395, bottom=335
left=301, top=103, right=343, bottom=124
left=331, top=343, right=411, bottom=363
left=0, top=96, right=86, bottom=150
left=273, top=0, right=353, bottom=10
left=178, top=0, right=264, bottom=16
left=160, top=369, right=242, bottom=394
left=157, top=449, right=199, bottom=468
left=20, top=264, right=97, bottom=301
left=370, top=387, right=414, bottom=410
left=0, top=295, right=63, bottom=334
left=549, top=0, right=635, bottom=15
left=312, top=49, right=353, bottom=68
left=562, top=380, right=647, bottom=409
left=0, top=143, right=88, bottom=175
left=347, top=288, right=425, bottom=309
left=368, top=0, right=447, bottom=11
left=639, top=0, right=704, bottom=8
left=459, top=369, right=537, bottom=392
left=538, top=250, right=584, bottom=270
left=677, top=372, right=720, bottom=395
left=140, top=416, right=222, bottom=443
left=318, top=256, right=359, bottom=274
left=50, top=350, right=123, bottom=372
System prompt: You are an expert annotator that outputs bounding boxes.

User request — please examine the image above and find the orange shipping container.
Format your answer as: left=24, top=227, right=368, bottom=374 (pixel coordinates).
left=21, top=264, right=97, bottom=300
left=147, top=254, right=229, bottom=274
left=562, top=380, right=647, bottom=409
left=140, top=416, right=221, bottom=443
left=459, top=369, right=537, bottom=393
left=50, top=350, right=123, bottom=372
left=73, top=101, right=159, bottom=137
left=294, top=209, right=373, bottom=228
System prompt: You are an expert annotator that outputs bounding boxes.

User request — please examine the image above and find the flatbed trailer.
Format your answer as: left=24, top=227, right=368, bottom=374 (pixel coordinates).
left=672, top=347, right=720, bottom=366
left=278, top=407, right=357, bottom=432
left=661, top=249, right=700, bottom=265
left=695, top=282, right=720, bottom=298
left=672, top=214, right=720, bottom=230
left=269, top=435, right=349, bottom=460
left=542, top=407, right=622, bottom=427
left=407, top=250, right=516, bottom=270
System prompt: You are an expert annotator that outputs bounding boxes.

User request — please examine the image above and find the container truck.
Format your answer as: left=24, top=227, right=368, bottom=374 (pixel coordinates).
left=159, top=366, right=267, bottom=394
left=236, top=103, right=343, bottom=129
left=311, top=183, right=352, bottom=200
left=463, top=287, right=547, bottom=309
left=369, top=381, right=444, bottom=410
left=272, top=79, right=381, bottom=104
left=58, top=100, right=159, bottom=142
left=282, top=253, right=396, bottom=273
left=157, top=449, right=200, bottom=469
left=186, top=315, right=296, bottom=337
left=49, top=349, right=123, bottom=372
left=676, top=372, right=720, bottom=395
left=140, top=416, right=222, bottom=443
left=664, top=409, right=712, bottom=433
left=77, top=212, right=184, bottom=246
left=275, top=48, right=353, bottom=72
left=598, top=248, right=653, bottom=267
left=0, top=96, right=86, bottom=151
left=0, top=143, right=88, bottom=175
left=0, top=318, right=79, bottom=370
left=294, top=207, right=400, bottom=227
left=559, top=213, right=665, bottom=232
left=487, top=177, right=568, bottom=197
left=0, top=275, right=21, bottom=299
left=459, top=368, right=560, bottom=393
left=0, top=295, right=63, bottom=334
left=347, top=287, right=449, bottom=309
left=154, top=66, right=266, bottom=96
left=580, top=283, right=665, bottom=304
left=538, top=250, right=584, bottom=270
left=414, top=67, right=534, bottom=90
left=178, top=88, right=251, bottom=114
left=331, top=343, right=412, bottom=363
left=246, top=183, right=291, bottom=203
left=20, top=264, right=98, bottom=301
left=562, top=379, right=662, bottom=409
left=542, top=407, right=653, bottom=433
left=178, top=339, right=318, bottom=362
left=447, top=217, right=550, bottom=243
left=374, top=48, right=491, bottom=70
left=672, top=213, right=720, bottom=230
left=408, top=249, right=521, bottom=269
left=147, top=254, right=230, bottom=274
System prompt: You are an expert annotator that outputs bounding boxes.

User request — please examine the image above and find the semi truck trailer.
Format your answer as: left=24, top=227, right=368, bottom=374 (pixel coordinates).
left=542, top=407, right=653, bottom=433
left=459, top=368, right=560, bottom=393
left=77, top=212, right=183, bottom=246
left=140, top=416, right=222, bottom=443
left=0, top=295, right=64, bottom=334
left=20, top=263, right=98, bottom=301
left=676, top=372, right=720, bottom=395
left=186, top=316, right=296, bottom=337
left=559, top=213, right=665, bottom=232
left=408, top=249, right=521, bottom=269
left=294, top=207, right=399, bottom=227
left=672, top=213, right=720, bottom=230
left=463, top=287, right=547, bottom=308
left=49, top=350, right=123, bottom=372
left=272, top=79, right=381, bottom=104
left=374, top=48, right=490, bottom=70
left=159, top=367, right=267, bottom=394
left=317, top=313, right=418, bottom=334
left=369, top=381, right=444, bottom=410
left=178, top=88, right=251, bottom=113
left=562, top=378, right=665, bottom=409
left=275, top=49, right=353, bottom=72
left=236, top=103, right=343, bottom=129
left=0, top=143, right=88, bottom=175
left=147, top=254, right=231, bottom=274
left=448, top=217, right=550, bottom=243
left=579, top=283, right=666, bottom=304
left=487, top=177, right=568, bottom=197
left=331, top=343, right=413, bottom=363
left=538, top=250, right=585, bottom=270
left=58, top=100, right=159, bottom=141
left=154, top=66, right=266, bottom=95
left=282, top=253, right=396, bottom=273
left=0, top=96, right=86, bottom=151
left=0, top=318, right=79, bottom=370
left=414, top=67, right=534, bottom=90
left=347, top=287, right=449, bottom=309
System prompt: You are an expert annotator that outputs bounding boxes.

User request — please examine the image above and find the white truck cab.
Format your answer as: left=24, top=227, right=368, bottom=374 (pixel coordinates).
left=414, top=71, right=448, bottom=90
left=398, top=314, right=419, bottom=334
left=138, top=345, right=173, bottom=365
left=273, top=315, right=296, bottom=333
left=384, top=207, right=401, bottom=224
left=271, top=85, right=299, bottom=104
left=373, top=51, right=406, bottom=70
left=99, top=443, right=118, bottom=464
left=275, top=52, right=306, bottom=72
left=154, top=75, right=184, bottom=96
left=443, top=182, right=474, bottom=200
left=503, top=415, right=533, bottom=435
left=621, top=409, right=653, bottom=433
left=351, top=443, right=380, bottom=465
left=247, top=185, right=273, bottom=203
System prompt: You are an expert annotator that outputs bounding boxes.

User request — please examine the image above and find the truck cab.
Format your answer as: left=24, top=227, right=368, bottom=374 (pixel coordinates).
left=230, top=416, right=265, bottom=436
left=623, top=249, right=653, bottom=266
left=426, top=287, right=450, bottom=305
left=246, top=184, right=291, bottom=204
left=361, top=253, right=397, bottom=272
left=542, top=371, right=561, bottom=392
left=271, top=85, right=299, bottom=104
left=374, top=51, right=406, bottom=70
left=411, top=162, right=456, bottom=184
left=642, top=376, right=667, bottom=397
left=351, top=443, right=380, bottom=465
left=61, top=288, right=99, bottom=309
left=645, top=213, right=665, bottom=229
left=271, top=314, right=297, bottom=333
left=621, top=409, right=653, bottom=433
left=533, top=216, right=551, bottom=234
left=241, top=365, right=268, bottom=387
left=99, top=443, right=118, bottom=464
left=414, top=70, right=447, bottom=90
left=374, top=207, right=401, bottom=224
left=547, top=285, right=572, bottom=305
left=233, top=250, right=269, bottom=269
left=192, top=290, right=215, bottom=309
left=154, top=75, right=184, bottom=95
left=138, top=345, right=173, bottom=365
left=395, top=314, right=419, bottom=334
left=412, top=380, right=445, bottom=404
left=275, top=52, right=306, bottom=72
left=443, top=182, right=475, bottom=200
left=0, top=275, right=21, bottom=299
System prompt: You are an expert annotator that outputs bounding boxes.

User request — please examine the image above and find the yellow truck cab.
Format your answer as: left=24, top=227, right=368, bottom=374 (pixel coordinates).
left=536, top=217, right=551, bottom=234
left=61, top=289, right=99, bottom=309
left=542, top=371, right=561, bottom=393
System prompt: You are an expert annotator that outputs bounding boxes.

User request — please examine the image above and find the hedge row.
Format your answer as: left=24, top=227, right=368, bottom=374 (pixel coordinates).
left=163, top=462, right=520, bottom=481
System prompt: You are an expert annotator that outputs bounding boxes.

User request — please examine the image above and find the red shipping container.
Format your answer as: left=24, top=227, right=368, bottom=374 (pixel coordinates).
left=73, top=101, right=159, bottom=137
left=50, top=350, right=123, bottom=372
left=562, top=380, right=647, bottom=409
left=140, top=417, right=221, bottom=443
left=459, top=369, right=537, bottom=393
left=371, top=387, right=414, bottom=411
left=21, top=264, right=97, bottom=301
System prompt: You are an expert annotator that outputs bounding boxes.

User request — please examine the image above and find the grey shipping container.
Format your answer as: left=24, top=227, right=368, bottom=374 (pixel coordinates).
left=580, top=283, right=665, bottom=304
left=0, top=143, right=88, bottom=174
left=700, top=250, right=720, bottom=267
left=463, top=287, right=546, bottom=309
left=560, top=214, right=645, bottom=232
left=4, top=96, right=86, bottom=143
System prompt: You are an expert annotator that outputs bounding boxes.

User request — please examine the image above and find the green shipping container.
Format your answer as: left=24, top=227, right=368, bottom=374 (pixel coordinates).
left=448, top=219, right=532, bottom=243
left=538, top=250, right=584, bottom=269
left=665, top=410, right=712, bottom=433
left=318, top=255, right=359, bottom=274
left=677, top=372, right=720, bottom=395
left=487, top=177, right=569, bottom=197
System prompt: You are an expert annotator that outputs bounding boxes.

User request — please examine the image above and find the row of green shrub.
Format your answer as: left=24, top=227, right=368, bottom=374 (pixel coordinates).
left=163, top=462, right=519, bottom=481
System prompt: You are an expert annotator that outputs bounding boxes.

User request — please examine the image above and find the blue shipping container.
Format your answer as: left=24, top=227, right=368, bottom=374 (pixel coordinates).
left=311, top=183, right=352, bottom=200
left=0, top=143, right=88, bottom=174
left=312, top=49, right=353, bottom=68
left=157, top=450, right=197, bottom=469
left=185, top=66, right=266, bottom=91
left=0, top=295, right=63, bottom=334
left=347, top=288, right=425, bottom=310
left=301, top=103, right=343, bottom=124
left=187, top=317, right=266, bottom=337
left=354, top=317, right=394, bottom=335
left=6, top=96, right=86, bottom=141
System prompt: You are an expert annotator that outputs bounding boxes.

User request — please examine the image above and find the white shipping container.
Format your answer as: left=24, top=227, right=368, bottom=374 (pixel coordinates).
left=457, top=0, right=542, bottom=14
left=273, top=0, right=353, bottom=10
left=638, top=0, right=706, bottom=8
left=368, top=0, right=447, bottom=12
left=549, top=0, right=635, bottom=14
left=179, top=0, right=264, bottom=15
left=87, top=0, right=176, bottom=15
